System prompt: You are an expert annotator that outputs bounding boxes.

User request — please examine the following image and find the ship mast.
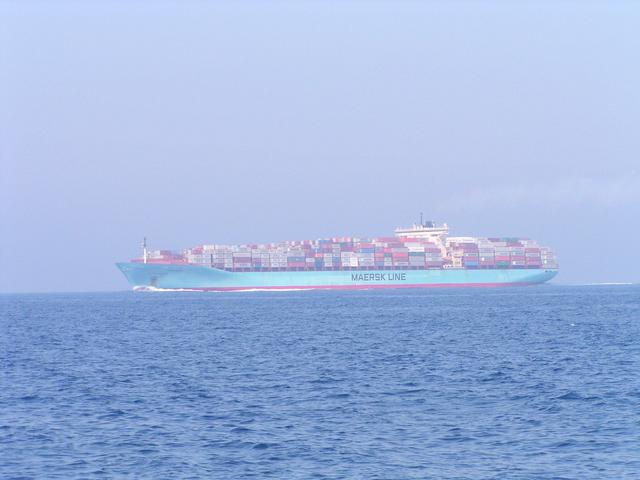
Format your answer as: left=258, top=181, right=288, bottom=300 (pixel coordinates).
left=142, top=237, right=148, bottom=264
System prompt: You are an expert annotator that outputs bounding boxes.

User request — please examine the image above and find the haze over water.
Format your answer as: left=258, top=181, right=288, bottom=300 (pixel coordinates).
left=2, top=1, right=640, bottom=292
left=2, top=286, right=639, bottom=478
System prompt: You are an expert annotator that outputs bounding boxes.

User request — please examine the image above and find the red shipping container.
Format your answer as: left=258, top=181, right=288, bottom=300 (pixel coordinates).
left=287, top=262, right=307, bottom=267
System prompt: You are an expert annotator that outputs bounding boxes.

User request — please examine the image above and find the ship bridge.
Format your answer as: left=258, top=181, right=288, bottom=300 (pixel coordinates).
left=394, top=222, right=449, bottom=240
left=395, top=221, right=449, bottom=258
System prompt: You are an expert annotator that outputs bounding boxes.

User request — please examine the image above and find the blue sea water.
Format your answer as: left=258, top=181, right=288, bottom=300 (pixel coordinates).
left=1, top=285, right=639, bottom=479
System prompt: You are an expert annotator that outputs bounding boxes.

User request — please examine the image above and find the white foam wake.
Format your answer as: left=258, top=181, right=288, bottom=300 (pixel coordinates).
left=133, top=286, right=202, bottom=292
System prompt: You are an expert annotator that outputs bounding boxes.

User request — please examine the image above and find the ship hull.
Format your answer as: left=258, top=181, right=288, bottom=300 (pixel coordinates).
left=116, top=263, right=558, bottom=291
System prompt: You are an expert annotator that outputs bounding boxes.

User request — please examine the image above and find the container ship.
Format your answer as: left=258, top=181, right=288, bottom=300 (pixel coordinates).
left=116, top=220, right=558, bottom=291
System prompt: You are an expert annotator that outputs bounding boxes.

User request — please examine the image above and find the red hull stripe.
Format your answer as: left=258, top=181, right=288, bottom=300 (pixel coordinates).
left=182, top=282, right=535, bottom=292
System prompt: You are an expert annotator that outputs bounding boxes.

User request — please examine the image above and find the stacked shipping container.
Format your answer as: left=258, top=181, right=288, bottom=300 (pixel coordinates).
left=177, top=236, right=445, bottom=271
left=134, top=234, right=557, bottom=272
left=447, top=237, right=557, bottom=270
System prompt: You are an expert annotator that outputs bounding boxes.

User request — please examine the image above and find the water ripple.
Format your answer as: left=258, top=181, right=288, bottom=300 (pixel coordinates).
left=1, top=285, right=639, bottom=478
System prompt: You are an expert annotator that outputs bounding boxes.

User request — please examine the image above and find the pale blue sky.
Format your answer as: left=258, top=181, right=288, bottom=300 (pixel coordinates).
left=1, top=1, right=639, bottom=292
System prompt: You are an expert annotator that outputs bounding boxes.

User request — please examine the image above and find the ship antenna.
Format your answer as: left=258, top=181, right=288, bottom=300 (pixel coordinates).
left=143, top=237, right=148, bottom=264
left=420, top=212, right=423, bottom=227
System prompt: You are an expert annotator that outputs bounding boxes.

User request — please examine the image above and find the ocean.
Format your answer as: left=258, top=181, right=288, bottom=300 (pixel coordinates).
left=1, top=285, right=639, bottom=479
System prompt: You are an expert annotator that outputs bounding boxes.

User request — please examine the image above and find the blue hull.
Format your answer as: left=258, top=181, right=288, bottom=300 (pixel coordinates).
left=116, top=263, right=558, bottom=291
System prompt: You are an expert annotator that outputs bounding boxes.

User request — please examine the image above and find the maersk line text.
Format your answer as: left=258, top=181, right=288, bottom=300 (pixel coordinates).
left=351, top=273, right=407, bottom=282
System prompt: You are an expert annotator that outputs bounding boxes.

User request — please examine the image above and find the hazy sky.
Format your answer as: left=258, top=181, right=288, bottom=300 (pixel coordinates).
left=2, top=1, right=639, bottom=292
